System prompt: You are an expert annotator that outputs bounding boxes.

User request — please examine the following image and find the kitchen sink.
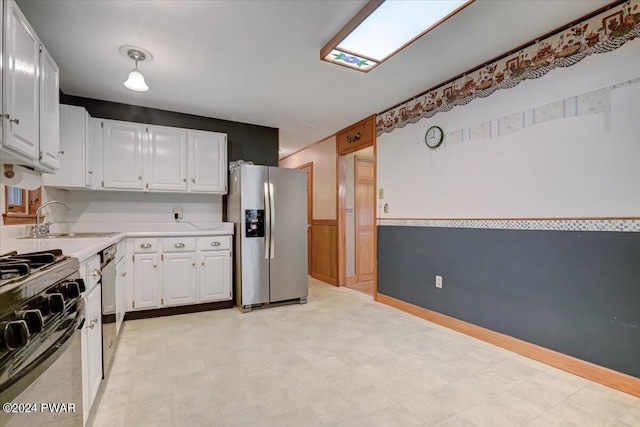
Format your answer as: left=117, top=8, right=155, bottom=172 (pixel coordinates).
left=19, top=232, right=118, bottom=239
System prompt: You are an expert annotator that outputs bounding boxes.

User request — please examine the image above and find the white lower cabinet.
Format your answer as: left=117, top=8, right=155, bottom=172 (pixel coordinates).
left=115, top=256, right=127, bottom=335
left=198, top=251, right=231, bottom=302
left=80, top=254, right=102, bottom=425
left=133, top=253, right=160, bottom=309
left=129, top=235, right=232, bottom=311
left=162, top=252, right=197, bottom=306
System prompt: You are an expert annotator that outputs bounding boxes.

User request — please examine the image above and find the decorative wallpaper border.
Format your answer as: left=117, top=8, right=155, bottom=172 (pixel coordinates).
left=376, top=0, right=640, bottom=136
left=377, top=218, right=640, bottom=233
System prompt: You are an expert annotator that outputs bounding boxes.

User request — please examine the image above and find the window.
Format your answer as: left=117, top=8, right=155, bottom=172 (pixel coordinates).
left=3, top=186, right=42, bottom=225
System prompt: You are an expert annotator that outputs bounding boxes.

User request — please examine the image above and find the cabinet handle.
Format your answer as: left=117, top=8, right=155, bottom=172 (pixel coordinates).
left=1, top=113, right=19, bottom=125
left=138, top=176, right=142, bottom=180
left=92, top=269, right=101, bottom=277
left=191, top=178, right=195, bottom=183
left=88, top=318, right=98, bottom=329
left=88, top=171, right=93, bottom=174
left=140, top=243, right=152, bottom=249
left=121, top=272, right=127, bottom=277
left=201, top=262, right=205, bottom=266
left=211, top=242, right=221, bottom=247
left=183, top=178, right=187, bottom=182
left=174, top=243, right=185, bottom=248
left=192, top=263, right=196, bottom=266
left=153, top=265, right=157, bottom=268
left=58, top=150, right=65, bottom=155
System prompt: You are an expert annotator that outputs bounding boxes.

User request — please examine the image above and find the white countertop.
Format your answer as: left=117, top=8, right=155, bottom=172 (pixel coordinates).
left=1, top=223, right=234, bottom=263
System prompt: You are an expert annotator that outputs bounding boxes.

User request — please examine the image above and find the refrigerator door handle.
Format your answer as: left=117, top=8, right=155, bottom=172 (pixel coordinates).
left=264, top=182, right=270, bottom=259
left=269, top=182, right=275, bottom=259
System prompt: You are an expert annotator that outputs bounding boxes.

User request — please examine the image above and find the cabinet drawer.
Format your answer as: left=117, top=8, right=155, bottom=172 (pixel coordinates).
left=337, top=116, right=375, bottom=155
left=133, top=238, right=159, bottom=253
left=163, top=237, right=196, bottom=252
left=198, top=236, right=232, bottom=251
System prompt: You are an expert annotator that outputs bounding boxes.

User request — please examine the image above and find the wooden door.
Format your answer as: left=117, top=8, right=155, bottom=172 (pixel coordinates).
left=355, top=157, right=375, bottom=282
left=298, top=163, right=313, bottom=274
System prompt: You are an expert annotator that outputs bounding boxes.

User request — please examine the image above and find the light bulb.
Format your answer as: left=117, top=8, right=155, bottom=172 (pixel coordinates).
left=124, top=69, right=149, bottom=92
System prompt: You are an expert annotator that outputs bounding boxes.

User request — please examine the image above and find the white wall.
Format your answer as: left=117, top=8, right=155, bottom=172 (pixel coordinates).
left=63, top=191, right=222, bottom=231
left=377, top=41, right=640, bottom=219
left=279, top=137, right=337, bottom=219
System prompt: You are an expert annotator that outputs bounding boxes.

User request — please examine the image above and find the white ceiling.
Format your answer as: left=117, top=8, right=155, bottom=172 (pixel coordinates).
left=17, top=0, right=611, bottom=159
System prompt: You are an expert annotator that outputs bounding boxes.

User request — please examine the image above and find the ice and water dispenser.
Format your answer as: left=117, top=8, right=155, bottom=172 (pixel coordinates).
left=245, top=209, right=265, bottom=237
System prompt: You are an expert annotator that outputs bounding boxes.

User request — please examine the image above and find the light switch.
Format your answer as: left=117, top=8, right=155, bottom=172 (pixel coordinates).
left=379, top=188, right=384, bottom=199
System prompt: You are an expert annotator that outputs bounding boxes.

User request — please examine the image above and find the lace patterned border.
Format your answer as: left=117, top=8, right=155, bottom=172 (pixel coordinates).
left=377, top=218, right=640, bottom=233
left=377, top=1, right=640, bottom=136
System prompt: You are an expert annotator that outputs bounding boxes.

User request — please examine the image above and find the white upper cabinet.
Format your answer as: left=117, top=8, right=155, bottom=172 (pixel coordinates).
left=1, top=0, right=59, bottom=173
left=2, top=0, right=40, bottom=160
left=102, top=119, right=145, bottom=190
left=188, top=130, right=227, bottom=193
left=0, top=2, right=3, bottom=147
left=43, top=105, right=92, bottom=188
left=38, top=44, right=60, bottom=169
left=146, top=125, right=187, bottom=191
left=44, top=114, right=227, bottom=194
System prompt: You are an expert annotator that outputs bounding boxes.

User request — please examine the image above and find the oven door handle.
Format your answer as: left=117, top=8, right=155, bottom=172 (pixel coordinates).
left=0, top=315, right=84, bottom=404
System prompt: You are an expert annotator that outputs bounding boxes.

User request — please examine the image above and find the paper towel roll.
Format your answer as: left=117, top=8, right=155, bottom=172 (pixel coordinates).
left=1, top=165, right=43, bottom=190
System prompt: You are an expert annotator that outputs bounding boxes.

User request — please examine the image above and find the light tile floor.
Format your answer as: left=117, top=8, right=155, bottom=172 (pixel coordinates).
left=89, top=278, right=640, bottom=427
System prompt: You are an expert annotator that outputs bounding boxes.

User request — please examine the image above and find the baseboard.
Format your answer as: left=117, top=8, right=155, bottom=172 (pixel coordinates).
left=376, top=293, right=640, bottom=398
left=346, top=275, right=357, bottom=285
left=124, top=300, right=233, bottom=320
left=311, top=272, right=338, bottom=286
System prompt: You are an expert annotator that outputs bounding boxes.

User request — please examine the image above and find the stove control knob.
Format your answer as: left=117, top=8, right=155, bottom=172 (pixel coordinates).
left=47, top=293, right=65, bottom=314
left=16, top=309, right=44, bottom=334
left=59, top=281, right=81, bottom=299
left=0, top=320, right=29, bottom=351
left=74, top=278, right=86, bottom=293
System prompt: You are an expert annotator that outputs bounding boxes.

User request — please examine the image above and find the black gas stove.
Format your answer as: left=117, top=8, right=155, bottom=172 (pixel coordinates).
left=0, top=249, right=85, bottom=427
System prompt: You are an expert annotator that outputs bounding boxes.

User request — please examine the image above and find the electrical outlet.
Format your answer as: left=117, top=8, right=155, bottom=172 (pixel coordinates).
left=173, top=207, right=183, bottom=219
left=383, top=203, right=389, bottom=213
left=435, top=275, right=443, bottom=289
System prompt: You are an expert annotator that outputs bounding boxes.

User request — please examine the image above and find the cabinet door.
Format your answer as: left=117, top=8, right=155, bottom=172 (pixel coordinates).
left=43, top=104, right=86, bottom=187
left=133, top=253, right=160, bottom=309
left=102, top=120, right=145, bottom=190
left=3, top=0, right=40, bottom=160
left=198, top=251, right=231, bottom=302
left=84, top=283, right=102, bottom=410
left=115, top=257, right=127, bottom=336
left=146, top=125, right=187, bottom=191
left=163, top=252, right=197, bottom=306
left=85, top=111, right=93, bottom=187
left=188, top=131, right=227, bottom=193
left=39, top=44, right=60, bottom=170
left=0, top=1, right=3, bottom=147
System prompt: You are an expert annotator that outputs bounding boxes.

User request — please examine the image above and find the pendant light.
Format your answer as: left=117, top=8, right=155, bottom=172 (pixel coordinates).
left=124, top=49, right=149, bottom=92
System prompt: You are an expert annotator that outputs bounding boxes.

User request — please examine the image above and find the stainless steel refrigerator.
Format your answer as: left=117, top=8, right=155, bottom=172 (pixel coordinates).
left=228, top=165, right=308, bottom=312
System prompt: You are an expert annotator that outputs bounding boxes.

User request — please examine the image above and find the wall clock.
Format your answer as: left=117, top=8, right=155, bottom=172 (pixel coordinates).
left=425, top=126, right=444, bottom=149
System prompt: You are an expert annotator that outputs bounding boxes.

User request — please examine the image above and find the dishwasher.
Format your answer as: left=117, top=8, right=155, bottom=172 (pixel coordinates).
left=100, top=245, right=117, bottom=378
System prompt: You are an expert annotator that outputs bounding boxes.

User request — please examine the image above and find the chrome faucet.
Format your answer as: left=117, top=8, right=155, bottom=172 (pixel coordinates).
left=29, top=200, right=72, bottom=237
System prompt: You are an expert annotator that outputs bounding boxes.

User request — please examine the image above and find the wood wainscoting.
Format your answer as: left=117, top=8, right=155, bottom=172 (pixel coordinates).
left=310, top=219, right=338, bottom=285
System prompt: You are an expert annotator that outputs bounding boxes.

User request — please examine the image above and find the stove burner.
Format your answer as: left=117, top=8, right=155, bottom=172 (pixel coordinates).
left=0, top=249, right=67, bottom=287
